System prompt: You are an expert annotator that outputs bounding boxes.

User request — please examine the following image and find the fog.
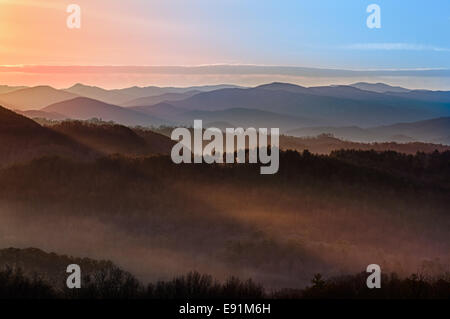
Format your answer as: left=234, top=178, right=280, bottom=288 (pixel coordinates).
left=0, top=151, right=449, bottom=289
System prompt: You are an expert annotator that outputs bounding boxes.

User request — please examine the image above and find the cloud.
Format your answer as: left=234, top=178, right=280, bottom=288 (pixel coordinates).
left=1, top=64, right=450, bottom=78
left=344, top=43, right=450, bottom=52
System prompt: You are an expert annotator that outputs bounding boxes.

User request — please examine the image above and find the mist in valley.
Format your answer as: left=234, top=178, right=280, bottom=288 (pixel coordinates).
left=0, top=150, right=449, bottom=290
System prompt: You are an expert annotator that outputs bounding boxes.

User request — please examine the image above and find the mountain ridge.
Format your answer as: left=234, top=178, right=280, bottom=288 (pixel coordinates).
left=287, top=117, right=450, bottom=145
left=0, top=86, right=78, bottom=111
left=42, top=97, right=168, bottom=127
left=350, top=82, right=411, bottom=93
left=0, top=104, right=98, bottom=167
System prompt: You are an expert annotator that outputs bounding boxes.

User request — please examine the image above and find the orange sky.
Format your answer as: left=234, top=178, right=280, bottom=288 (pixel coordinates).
left=1, top=0, right=450, bottom=89
left=0, top=0, right=221, bottom=66
left=0, top=0, right=244, bottom=88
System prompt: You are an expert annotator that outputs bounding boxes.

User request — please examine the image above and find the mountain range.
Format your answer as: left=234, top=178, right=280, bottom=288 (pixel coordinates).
left=0, top=85, right=28, bottom=95
left=0, top=104, right=175, bottom=167
left=1, top=103, right=449, bottom=170
left=169, top=107, right=315, bottom=129
left=162, top=83, right=450, bottom=127
left=287, top=117, right=450, bottom=145
left=122, top=90, right=201, bottom=107
left=64, top=83, right=241, bottom=105
left=0, top=86, right=78, bottom=111
left=349, top=82, right=411, bottom=93
left=0, top=82, right=449, bottom=143
left=42, top=97, right=168, bottom=127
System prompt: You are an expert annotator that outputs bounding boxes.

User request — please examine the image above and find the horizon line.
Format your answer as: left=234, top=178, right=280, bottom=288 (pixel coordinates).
left=0, top=80, right=422, bottom=92
left=2, top=64, right=450, bottom=91
left=1, top=64, right=450, bottom=74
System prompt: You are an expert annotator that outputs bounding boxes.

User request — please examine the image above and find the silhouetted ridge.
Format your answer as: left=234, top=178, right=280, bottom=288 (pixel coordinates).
left=1, top=248, right=449, bottom=299
left=0, top=105, right=42, bottom=131
left=0, top=247, right=115, bottom=288
left=43, top=97, right=167, bottom=126
left=0, top=106, right=98, bottom=167
left=50, top=120, right=174, bottom=155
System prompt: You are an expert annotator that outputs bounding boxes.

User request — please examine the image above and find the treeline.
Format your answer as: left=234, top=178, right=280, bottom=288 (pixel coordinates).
left=1, top=267, right=449, bottom=299
left=281, top=134, right=450, bottom=155
left=1, top=149, right=449, bottom=290
left=3, top=106, right=449, bottom=169
left=0, top=247, right=117, bottom=288
left=49, top=120, right=174, bottom=156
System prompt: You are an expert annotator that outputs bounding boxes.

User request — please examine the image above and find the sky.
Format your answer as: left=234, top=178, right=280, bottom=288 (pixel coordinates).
left=1, top=0, right=450, bottom=89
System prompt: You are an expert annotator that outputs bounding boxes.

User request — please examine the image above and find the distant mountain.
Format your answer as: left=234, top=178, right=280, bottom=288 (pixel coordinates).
left=287, top=126, right=380, bottom=142
left=184, top=84, right=244, bottom=92
left=51, top=121, right=174, bottom=155
left=122, top=90, right=201, bottom=107
left=133, top=102, right=316, bottom=132
left=307, top=85, right=393, bottom=100
left=0, top=85, right=28, bottom=95
left=255, top=82, right=310, bottom=94
left=288, top=126, right=418, bottom=143
left=350, top=82, right=411, bottom=93
left=17, top=110, right=68, bottom=121
left=259, top=83, right=449, bottom=113
left=0, top=105, right=97, bottom=167
left=115, top=84, right=242, bottom=99
left=203, top=121, right=236, bottom=130
left=42, top=97, right=168, bottom=127
left=131, top=102, right=186, bottom=119
left=287, top=117, right=450, bottom=145
left=175, top=107, right=316, bottom=131
left=64, top=83, right=135, bottom=105
left=280, top=134, right=450, bottom=155
left=0, top=86, right=78, bottom=111
left=257, top=82, right=408, bottom=100
left=4, top=82, right=450, bottom=130
left=369, top=117, right=450, bottom=145
left=114, top=86, right=173, bottom=98
left=62, top=84, right=241, bottom=105
left=168, top=84, right=446, bottom=127
left=385, top=89, right=450, bottom=104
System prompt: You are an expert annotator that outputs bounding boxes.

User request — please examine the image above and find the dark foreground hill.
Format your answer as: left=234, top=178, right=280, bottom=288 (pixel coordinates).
left=0, top=107, right=175, bottom=167
left=0, top=105, right=97, bottom=167
left=49, top=121, right=174, bottom=156
left=0, top=247, right=116, bottom=289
